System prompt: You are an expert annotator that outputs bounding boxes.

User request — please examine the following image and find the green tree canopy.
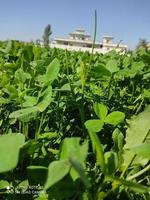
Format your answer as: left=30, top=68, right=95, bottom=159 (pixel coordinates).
left=136, top=38, right=149, bottom=50
left=42, top=24, right=52, bottom=47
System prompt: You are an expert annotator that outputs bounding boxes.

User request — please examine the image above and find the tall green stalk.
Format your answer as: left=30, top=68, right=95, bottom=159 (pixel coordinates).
left=91, top=10, right=97, bottom=58
left=35, top=112, right=45, bottom=140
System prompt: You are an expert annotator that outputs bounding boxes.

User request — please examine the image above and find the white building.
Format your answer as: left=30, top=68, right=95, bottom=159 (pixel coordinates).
left=50, top=28, right=127, bottom=54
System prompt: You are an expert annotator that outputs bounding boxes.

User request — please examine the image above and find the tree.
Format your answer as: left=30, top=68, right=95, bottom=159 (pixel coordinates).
left=42, top=24, right=52, bottom=47
left=136, top=38, right=149, bottom=50
left=36, top=39, right=41, bottom=46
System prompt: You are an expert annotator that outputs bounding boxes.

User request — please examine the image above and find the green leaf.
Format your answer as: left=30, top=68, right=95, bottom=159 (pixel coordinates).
left=0, top=134, right=25, bottom=173
left=131, top=61, right=145, bottom=73
left=105, top=60, right=119, bottom=73
left=21, top=140, right=41, bottom=155
left=60, top=83, right=71, bottom=91
left=93, top=103, right=108, bottom=119
left=60, top=137, right=88, bottom=163
left=122, top=106, right=150, bottom=170
left=60, top=138, right=88, bottom=182
left=70, top=167, right=80, bottom=181
left=104, top=151, right=118, bottom=175
left=108, top=176, right=149, bottom=194
left=21, top=45, right=34, bottom=62
left=46, top=176, right=75, bottom=200
left=84, top=119, right=104, bottom=132
left=0, top=180, right=9, bottom=190
left=45, top=58, right=60, bottom=85
left=10, top=86, right=52, bottom=116
left=130, top=144, right=150, bottom=159
left=9, top=106, right=38, bottom=119
left=27, top=166, right=48, bottom=185
left=85, top=130, right=105, bottom=172
left=4, top=85, right=18, bottom=99
left=112, top=128, right=124, bottom=152
left=44, top=160, right=71, bottom=190
left=69, top=157, right=91, bottom=188
left=0, top=97, right=10, bottom=105
left=91, top=64, right=111, bottom=78
left=23, top=96, right=37, bottom=107
left=104, top=111, right=125, bottom=125
left=15, top=68, right=31, bottom=83
left=34, top=193, right=48, bottom=200
left=38, top=132, right=58, bottom=140
left=18, top=180, right=29, bottom=192
left=36, top=86, right=52, bottom=112
left=5, top=40, right=13, bottom=53
left=77, top=61, right=88, bottom=90
left=142, top=89, right=150, bottom=99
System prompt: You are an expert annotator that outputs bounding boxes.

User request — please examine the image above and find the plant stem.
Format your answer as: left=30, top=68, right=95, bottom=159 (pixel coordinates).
left=57, top=91, right=61, bottom=132
left=107, top=75, right=113, bottom=99
left=138, top=175, right=150, bottom=183
left=65, top=50, right=86, bottom=134
left=91, top=10, right=97, bottom=59
left=131, top=80, right=135, bottom=101
left=24, top=123, right=28, bottom=139
left=35, top=112, right=45, bottom=140
left=23, top=122, right=28, bottom=139
left=79, top=95, right=86, bottom=135
left=19, top=121, right=22, bottom=133
left=120, top=154, right=136, bottom=178
left=135, top=99, right=144, bottom=114
left=127, top=164, right=150, bottom=181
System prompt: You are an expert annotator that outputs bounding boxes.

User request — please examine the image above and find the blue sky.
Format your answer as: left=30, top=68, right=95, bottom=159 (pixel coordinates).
left=0, top=0, right=150, bottom=49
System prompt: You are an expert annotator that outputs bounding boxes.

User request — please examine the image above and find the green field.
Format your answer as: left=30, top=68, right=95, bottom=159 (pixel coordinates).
left=0, top=40, right=150, bottom=200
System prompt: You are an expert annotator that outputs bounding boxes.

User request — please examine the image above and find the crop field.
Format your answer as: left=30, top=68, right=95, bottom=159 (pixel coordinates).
left=0, top=40, right=150, bottom=200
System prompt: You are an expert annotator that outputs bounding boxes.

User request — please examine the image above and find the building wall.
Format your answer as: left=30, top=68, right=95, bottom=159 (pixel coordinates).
left=50, top=43, right=126, bottom=54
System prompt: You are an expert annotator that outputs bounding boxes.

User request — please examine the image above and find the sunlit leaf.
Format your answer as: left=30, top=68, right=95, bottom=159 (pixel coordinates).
left=44, top=160, right=71, bottom=190
left=9, top=106, right=38, bottom=119
left=130, top=143, right=150, bottom=159
left=104, top=151, right=118, bottom=174
left=104, top=111, right=125, bottom=125
left=93, top=103, right=108, bottom=119
left=85, top=119, right=104, bottom=132
left=122, top=105, right=150, bottom=169
left=0, top=134, right=25, bottom=173
left=105, top=60, right=119, bottom=73
left=69, top=157, right=91, bottom=188
left=36, top=86, right=52, bottom=112
left=60, top=137, right=88, bottom=163
left=45, top=58, right=60, bottom=85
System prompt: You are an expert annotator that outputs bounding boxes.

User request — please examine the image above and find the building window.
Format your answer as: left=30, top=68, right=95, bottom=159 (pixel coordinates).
left=87, top=44, right=92, bottom=48
left=64, top=42, right=68, bottom=45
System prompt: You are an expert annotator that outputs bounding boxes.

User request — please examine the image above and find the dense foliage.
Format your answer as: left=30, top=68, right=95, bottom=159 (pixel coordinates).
left=0, top=40, right=150, bottom=200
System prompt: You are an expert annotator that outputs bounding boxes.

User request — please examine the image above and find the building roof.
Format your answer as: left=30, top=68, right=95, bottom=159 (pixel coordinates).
left=102, top=35, right=114, bottom=39
left=54, top=37, right=100, bottom=45
left=69, top=32, right=91, bottom=38
left=69, top=28, right=91, bottom=38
